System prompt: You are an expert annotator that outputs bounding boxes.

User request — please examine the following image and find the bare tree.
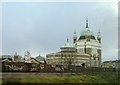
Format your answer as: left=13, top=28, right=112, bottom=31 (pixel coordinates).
left=61, top=53, right=76, bottom=72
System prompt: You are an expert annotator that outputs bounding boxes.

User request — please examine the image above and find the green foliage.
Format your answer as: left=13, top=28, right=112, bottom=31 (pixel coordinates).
left=2, top=72, right=119, bottom=83
left=2, top=77, right=22, bottom=84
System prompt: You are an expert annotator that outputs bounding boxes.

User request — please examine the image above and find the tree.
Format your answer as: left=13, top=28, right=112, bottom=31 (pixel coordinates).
left=61, top=53, right=76, bottom=72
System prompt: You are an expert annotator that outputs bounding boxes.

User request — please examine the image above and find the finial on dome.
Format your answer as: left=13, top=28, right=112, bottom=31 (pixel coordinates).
left=67, top=38, right=69, bottom=43
left=86, top=17, right=89, bottom=28
left=74, top=31, right=76, bottom=35
left=97, top=29, right=101, bottom=37
left=73, top=30, right=77, bottom=43
left=98, top=29, right=100, bottom=33
left=73, top=30, right=77, bottom=37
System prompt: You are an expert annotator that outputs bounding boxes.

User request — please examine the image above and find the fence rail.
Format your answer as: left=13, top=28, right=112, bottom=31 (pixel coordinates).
left=2, top=62, right=120, bottom=72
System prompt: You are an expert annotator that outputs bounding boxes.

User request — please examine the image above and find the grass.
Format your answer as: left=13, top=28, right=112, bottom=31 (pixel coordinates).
left=0, top=79, right=2, bottom=84
left=2, top=72, right=120, bottom=84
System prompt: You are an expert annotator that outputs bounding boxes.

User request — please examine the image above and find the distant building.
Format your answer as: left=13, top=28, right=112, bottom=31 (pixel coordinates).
left=74, top=19, right=101, bottom=67
left=35, top=54, right=46, bottom=64
left=24, top=51, right=31, bottom=63
left=47, top=39, right=90, bottom=68
left=1, top=55, right=13, bottom=60
left=46, top=18, right=102, bottom=67
left=1, top=52, right=46, bottom=71
left=1, top=55, right=14, bottom=63
left=102, top=60, right=120, bottom=68
left=13, top=52, right=22, bottom=62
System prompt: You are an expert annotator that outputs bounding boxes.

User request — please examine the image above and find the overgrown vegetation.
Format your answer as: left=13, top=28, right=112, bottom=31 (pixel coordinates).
left=2, top=72, right=120, bottom=84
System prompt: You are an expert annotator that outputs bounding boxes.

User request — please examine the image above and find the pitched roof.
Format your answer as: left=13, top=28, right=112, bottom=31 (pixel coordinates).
left=2, top=58, right=12, bottom=62
left=31, top=58, right=41, bottom=64
left=35, top=55, right=45, bottom=61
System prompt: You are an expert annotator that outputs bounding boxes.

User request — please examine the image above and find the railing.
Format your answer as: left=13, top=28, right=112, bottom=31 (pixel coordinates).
left=2, top=63, right=120, bottom=72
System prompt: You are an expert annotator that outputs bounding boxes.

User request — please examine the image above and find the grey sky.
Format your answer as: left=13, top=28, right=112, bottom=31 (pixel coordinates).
left=1, top=2, right=118, bottom=62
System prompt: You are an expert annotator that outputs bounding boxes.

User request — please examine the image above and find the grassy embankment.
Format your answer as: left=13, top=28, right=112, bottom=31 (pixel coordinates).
left=2, top=72, right=120, bottom=83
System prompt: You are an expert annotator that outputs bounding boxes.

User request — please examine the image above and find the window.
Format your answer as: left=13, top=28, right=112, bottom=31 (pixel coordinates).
left=82, top=48, right=84, bottom=53
left=78, top=48, right=84, bottom=53
left=92, top=48, right=97, bottom=54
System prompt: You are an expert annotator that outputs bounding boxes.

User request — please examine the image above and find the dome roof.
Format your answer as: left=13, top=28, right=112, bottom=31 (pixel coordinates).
left=35, top=55, right=45, bottom=61
left=60, top=38, right=76, bottom=52
left=78, top=18, right=96, bottom=40
left=61, top=38, right=75, bottom=48
left=81, top=28, right=94, bottom=36
left=79, top=28, right=96, bottom=40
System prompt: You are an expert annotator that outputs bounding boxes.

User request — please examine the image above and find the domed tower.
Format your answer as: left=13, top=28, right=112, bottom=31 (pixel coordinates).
left=78, top=18, right=96, bottom=41
left=75, top=18, right=102, bottom=67
left=13, top=52, right=18, bottom=61
left=24, top=51, right=31, bottom=63
left=97, top=30, right=102, bottom=67
left=97, top=30, right=101, bottom=43
left=61, top=38, right=76, bottom=52
left=73, top=31, right=77, bottom=44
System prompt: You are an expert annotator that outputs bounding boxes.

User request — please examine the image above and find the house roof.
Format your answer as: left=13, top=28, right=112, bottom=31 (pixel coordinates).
left=35, top=55, right=45, bottom=61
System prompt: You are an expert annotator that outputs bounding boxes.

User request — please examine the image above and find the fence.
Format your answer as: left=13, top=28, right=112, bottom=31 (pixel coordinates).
left=2, top=62, right=120, bottom=73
